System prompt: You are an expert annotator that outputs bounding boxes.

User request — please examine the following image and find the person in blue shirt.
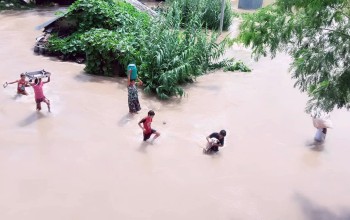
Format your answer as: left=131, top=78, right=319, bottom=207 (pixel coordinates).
left=127, top=63, right=143, bottom=114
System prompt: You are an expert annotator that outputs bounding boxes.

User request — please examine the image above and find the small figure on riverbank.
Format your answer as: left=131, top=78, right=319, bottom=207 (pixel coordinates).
left=204, top=130, right=226, bottom=153
left=3, top=73, right=29, bottom=95
left=138, top=110, right=160, bottom=143
left=127, top=63, right=143, bottom=114
left=29, top=77, right=51, bottom=112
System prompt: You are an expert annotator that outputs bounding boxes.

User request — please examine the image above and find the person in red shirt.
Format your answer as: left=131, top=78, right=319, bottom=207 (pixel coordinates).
left=5, top=73, right=29, bottom=95
left=138, top=110, right=160, bottom=142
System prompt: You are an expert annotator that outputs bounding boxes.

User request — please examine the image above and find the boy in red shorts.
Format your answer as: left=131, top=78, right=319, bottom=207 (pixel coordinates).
left=138, top=110, right=160, bottom=143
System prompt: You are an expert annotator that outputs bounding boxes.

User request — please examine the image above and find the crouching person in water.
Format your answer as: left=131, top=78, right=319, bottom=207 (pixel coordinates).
left=205, top=130, right=226, bottom=153
left=29, top=77, right=51, bottom=112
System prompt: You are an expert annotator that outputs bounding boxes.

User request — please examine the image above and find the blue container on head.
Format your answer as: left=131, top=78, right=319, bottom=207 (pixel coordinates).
left=127, top=63, right=137, bottom=81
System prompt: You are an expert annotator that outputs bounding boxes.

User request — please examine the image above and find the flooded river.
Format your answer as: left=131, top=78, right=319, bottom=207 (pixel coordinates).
left=1, top=9, right=350, bottom=220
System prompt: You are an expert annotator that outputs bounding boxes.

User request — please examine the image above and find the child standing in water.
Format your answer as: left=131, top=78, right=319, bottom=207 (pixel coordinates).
left=29, top=77, right=51, bottom=112
left=5, top=73, right=29, bottom=95
left=138, top=110, right=160, bottom=143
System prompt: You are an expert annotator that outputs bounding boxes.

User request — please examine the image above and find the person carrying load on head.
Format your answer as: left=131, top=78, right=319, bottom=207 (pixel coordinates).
left=312, top=111, right=333, bottom=142
left=127, top=62, right=143, bottom=114
left=28, top=76, right=51, bottom=112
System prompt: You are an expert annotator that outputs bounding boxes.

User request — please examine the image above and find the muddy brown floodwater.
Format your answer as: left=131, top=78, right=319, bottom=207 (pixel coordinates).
left=1, top=8, right=350, bottom=220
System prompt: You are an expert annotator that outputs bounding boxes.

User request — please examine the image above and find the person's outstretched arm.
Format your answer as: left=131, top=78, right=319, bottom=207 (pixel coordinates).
left=7, top=80, right=18, bottom=84
left=43, top=76, right=50, bottom=84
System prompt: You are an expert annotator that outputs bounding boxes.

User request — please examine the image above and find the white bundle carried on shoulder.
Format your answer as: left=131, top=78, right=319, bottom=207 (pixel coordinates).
left=312, top=112, right=333, bottom=129
left=210, top=138, right=219, bottom=144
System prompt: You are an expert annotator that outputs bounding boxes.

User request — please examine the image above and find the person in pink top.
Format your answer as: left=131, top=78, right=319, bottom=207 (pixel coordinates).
left=29, top=77, right=51, bottom=112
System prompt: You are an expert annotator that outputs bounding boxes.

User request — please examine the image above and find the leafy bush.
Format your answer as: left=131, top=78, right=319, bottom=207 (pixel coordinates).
left=82, top=28, right=139, bottom=76
left=47, top=32, right=85, bottom=58
left=0, top=0, right=31, bottom=10
left=46, top=0, right=239, bottom=99
left=64, top=0, right=148, bottom=31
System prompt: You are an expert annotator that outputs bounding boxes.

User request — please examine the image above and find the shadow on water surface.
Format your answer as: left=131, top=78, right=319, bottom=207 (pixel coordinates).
left=12, top=94, right=22, bottom=100
left=305, top=140, right=325, bottom=152
left=118, top=112, right=135, bottom=127
left=138, top=141, right=150, bottom=153
left=295, top=193, right=350, bottom=220
left=19, top=111, right=45, bottom=127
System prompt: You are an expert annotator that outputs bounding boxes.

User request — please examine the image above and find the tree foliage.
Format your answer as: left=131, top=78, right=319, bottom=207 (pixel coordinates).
left=0, top=0, right=31, bottom=10
left=238, top=0, right=350, bottom=113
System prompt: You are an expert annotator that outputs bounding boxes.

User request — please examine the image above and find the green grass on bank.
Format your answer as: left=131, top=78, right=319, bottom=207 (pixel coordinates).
left=0, top=0, right=32, bottom=10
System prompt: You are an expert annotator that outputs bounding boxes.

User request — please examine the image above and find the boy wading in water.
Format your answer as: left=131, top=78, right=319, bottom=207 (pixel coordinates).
left=5, top=73, right=29, bottom=95
left=29, top=77, right=51, bottom=112
left=205, top=130, right=226, bottom=153
left=138, top=110, right=160, bottom=143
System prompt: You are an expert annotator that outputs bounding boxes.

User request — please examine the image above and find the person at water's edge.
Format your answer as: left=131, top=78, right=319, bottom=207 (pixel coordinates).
left=206, top=130, right=226, bottom=152
left=138, top=110, right=160, bottom=143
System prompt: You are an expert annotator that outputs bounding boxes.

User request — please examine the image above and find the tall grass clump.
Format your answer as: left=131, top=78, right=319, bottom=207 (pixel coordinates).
left=137, top=2, right=228, bottom=98
left=166, top=0, right=233, bottom=31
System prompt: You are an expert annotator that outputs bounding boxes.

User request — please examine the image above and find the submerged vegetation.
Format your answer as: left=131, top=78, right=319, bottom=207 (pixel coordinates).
left=224, top=61, right=251, bottom=72
left=46, top=0, right=244, bottom=99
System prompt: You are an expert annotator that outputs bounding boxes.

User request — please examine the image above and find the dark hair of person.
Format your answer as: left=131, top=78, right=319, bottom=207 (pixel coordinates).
left=220, top=130, right=226, bottom=137
left=148, top=110, right=155, bottom=116
left=34, top=78, right=39, bottom=84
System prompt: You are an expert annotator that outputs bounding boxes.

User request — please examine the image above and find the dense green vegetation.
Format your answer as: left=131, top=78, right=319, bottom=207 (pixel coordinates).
left=47, top=0, right=246, bottom=99
left=0, top=0, right=31, bottom=10
left=166, top=0, right=234, bottom=31
left=238, top=0, right=350, bottom=113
